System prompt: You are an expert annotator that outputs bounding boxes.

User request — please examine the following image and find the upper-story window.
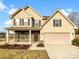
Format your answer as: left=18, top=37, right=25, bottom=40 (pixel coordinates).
left=13, top=18, right=30, bottom=26
left=33, top=20, right=41, bottom=27
left=24, top=18, right=30, bottom=26
left=53, top=19, right=61, bottom=27
left=15, top=19, right=20, bottom=26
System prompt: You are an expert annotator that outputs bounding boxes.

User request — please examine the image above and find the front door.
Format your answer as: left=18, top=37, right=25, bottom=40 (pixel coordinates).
left=32, top=31, right=40, bottom=43
left=34, top=33, right=39, bottom=42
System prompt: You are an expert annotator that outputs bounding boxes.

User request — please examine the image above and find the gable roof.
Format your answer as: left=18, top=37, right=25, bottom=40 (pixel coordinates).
left=10, top=9, right=22, bottom=18
left=41, top=9, right=78, bottom=29
left=10, top=6, right=43, bottom=18
left=24, top=6, right=43, bottom=18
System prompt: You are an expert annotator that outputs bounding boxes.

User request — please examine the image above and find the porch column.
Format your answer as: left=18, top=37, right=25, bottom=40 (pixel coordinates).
left=6, top=30, right=9, bottom=43
left=30, top=18, right=32, bottom=27
left=14, top=31, right=16, bottom=43
left=29, top=30, right=31, bottom=44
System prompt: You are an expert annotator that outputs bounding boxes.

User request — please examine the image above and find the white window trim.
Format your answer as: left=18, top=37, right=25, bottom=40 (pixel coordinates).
left=15, top=18, right=20, bottom=26
left=24, top=18, right=29, bottom=26
left=54, top=19, right=61, bottom=27
left=24, top=18, right=28, bottom=22
left=34, top=19, right=40, bottom=27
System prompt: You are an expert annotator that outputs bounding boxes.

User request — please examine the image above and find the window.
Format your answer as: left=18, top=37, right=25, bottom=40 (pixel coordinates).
left=33, top=20, right=41, bottom=27
left=53, top=19, right=61, bottom=27
left=15, top=19, right=20, bottom=26
left=24, top=18, right=30, bottom=26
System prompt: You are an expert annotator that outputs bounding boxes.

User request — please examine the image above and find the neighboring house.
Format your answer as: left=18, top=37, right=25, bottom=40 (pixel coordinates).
left=5, top=6, right=78, bottom=45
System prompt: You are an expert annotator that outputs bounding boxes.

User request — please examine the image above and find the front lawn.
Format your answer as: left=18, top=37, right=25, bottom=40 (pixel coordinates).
left=0, top=49, right=49, bottom=59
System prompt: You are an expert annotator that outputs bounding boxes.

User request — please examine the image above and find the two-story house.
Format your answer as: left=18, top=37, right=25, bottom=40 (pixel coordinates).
left=5, top=6, right=78, bottom=45
left=5, top=6, right=44, bottom=44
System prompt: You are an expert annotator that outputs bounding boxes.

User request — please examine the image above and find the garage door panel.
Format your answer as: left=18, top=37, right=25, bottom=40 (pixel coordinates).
left=45, top=33, right=70, bottom=44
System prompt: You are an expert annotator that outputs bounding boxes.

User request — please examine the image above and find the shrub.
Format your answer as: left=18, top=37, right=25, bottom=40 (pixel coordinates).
left=72, top=38, right=79, bottom=46
left=37, top=41, right=44, bottom=47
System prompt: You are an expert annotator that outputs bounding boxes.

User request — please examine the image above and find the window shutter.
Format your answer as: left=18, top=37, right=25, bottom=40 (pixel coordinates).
left=14, top=19, right=16, bottom=26
left=22, top=19, right=24, bottom=25
left=33, top=19, right=35, bottom=27
left=39, top=20, right=41, bottom=26
left=53, top=19, right=55, bottom=27
left=31, top=17, right=35, bottom=27
left=60, top=19, right=61, bottom=27
left=20, top=19, right=21, bottom=25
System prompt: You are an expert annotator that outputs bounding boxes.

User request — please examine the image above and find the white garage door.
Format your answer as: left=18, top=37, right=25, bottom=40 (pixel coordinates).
left=44, top=33, right=70, bottom=44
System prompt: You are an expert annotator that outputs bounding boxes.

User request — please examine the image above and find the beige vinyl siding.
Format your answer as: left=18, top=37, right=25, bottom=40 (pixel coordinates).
left=41, top=12, right=74, bottom=33
left=12, top=7, right=43, bottom=27
left=41, top=10, right=75, bottom=44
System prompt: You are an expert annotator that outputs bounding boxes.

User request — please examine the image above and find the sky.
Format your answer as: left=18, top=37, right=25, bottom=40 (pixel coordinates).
left=0, top=0, right=79, bottom=32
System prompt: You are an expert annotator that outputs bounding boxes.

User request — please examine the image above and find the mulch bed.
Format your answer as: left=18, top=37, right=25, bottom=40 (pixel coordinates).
left=0, top=44, right=31, bottom=49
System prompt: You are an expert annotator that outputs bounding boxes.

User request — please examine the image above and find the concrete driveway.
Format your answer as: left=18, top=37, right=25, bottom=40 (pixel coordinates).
left=45, top=44, right=79, bottom=59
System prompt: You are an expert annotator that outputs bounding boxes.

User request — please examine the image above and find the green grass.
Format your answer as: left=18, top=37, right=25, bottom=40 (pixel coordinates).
left=0, top=49, right=49, bottom=59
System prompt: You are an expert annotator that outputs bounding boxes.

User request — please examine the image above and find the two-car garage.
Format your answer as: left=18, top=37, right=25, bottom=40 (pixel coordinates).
left=44, top=33, right=71, bottom=44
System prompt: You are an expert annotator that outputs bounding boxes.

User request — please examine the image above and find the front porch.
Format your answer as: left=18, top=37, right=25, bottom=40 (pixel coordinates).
left=6, top=30, right=40, bottom=45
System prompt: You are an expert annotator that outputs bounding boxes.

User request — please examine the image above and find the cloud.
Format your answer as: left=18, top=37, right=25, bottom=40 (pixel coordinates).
left=0, top=2, right=8, bottom=12
left=10, top=4, right=15, bottom=8
left=8, top=8, right=17, bottom=15
left=8, top=4, right=17, bottom=15
left=0, top=1, right=17, bottom=14
left=61, top=8, right=72, bottom=16
left=61, top=9, right=69, bottom=16
left=66, top=9, right=72, bottom=12
left=3, top=5, right=17, bottom=28
left=0, top=0, right=3, bottom=2
left=4, top=20, right=12, bottom=27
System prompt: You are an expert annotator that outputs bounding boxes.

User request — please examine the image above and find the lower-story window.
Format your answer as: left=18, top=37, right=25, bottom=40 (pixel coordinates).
left=15, top=32, right=29, bottom=42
